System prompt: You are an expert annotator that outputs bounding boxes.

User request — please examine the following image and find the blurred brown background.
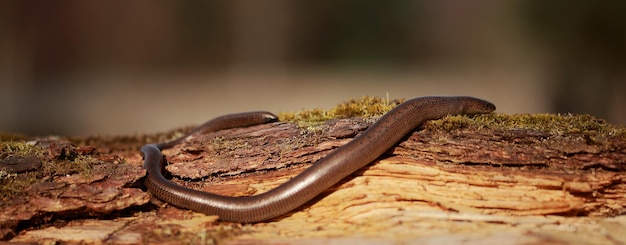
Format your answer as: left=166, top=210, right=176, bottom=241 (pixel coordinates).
left=1, top=1, right=624, bottom=136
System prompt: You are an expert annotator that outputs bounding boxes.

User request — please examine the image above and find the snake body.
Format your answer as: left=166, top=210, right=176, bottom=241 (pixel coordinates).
left=141, top=96, right=496, bottom=222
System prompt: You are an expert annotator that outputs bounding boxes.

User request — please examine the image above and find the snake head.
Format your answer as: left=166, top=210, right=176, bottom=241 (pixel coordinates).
left=460, top=97, right=496, bottom=115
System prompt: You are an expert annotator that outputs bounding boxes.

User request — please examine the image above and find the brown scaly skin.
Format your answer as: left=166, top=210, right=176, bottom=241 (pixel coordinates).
left=142, top=96, right=496, bottom=223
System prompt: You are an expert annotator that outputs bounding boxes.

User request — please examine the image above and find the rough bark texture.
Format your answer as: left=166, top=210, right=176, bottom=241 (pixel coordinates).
left=1, top=113, right=625, bottom=244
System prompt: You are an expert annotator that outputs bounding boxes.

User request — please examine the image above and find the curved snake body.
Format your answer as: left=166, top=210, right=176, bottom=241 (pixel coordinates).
left=141, top=96, right=496, bottom=222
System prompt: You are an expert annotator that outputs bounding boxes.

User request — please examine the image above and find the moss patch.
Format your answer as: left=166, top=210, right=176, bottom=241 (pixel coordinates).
left=427, top=113, right=624, bottom=135
left=0, top=140, right=102, bottom=201
left=278, top=96, right=404, bottom=128
left=278, top=96, right=625, bottom=147
left=0, top=141, right=43, bottom=200
left=0, top=141, right=46, bottom=159
left=425, top=113, right=626, bottom=148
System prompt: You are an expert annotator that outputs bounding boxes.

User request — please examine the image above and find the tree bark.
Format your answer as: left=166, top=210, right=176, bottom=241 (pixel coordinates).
left=1, top=113, right=625, bottom=244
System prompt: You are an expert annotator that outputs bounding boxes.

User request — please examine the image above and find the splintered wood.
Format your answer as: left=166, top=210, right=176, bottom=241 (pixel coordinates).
left=2, top=114, right=625, bottom=244
left=162, top=116, right=624, bottom=218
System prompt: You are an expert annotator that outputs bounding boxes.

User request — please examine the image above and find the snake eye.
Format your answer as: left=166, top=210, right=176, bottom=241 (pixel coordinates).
left=263, top=113, right=279, bottom=123
left=482, top=101, right=496, bottom=112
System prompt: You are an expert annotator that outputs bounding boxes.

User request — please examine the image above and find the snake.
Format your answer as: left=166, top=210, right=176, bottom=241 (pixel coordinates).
left=141, top=96, right=496, bottom=223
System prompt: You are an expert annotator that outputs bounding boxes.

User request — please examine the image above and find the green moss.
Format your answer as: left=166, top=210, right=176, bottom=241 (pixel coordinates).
left=0, top=140, right=101, bottom=201
left=0, top=171, right=38, bottom=200
left=45, top=154, right=100, bottom=177
left=0, top=141, right=46, bottom=159
left=278, top=96, right=625, bottom=143
left=211, top=136, right=252, bottom=159
left=0, top=142, right=47, bottom=199
left=278, top=96, right=404, bottom=128
left=426, top=113, right=626, bottom=141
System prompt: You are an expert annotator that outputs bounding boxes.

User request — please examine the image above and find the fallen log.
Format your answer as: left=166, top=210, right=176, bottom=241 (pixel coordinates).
left=1, top=97, right=624, bottom=244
